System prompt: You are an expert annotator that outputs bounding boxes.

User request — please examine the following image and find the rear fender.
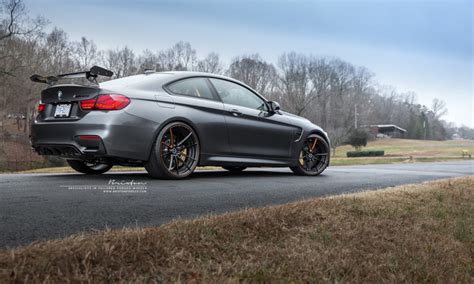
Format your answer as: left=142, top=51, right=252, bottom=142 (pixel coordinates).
left=146, top=117, right=201, bottom=163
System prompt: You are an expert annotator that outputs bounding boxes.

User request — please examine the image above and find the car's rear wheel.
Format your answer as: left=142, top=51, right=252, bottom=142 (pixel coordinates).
left=222, top=166, right=247, bottom=172
left=66, top=159, right=113, bottom=174
left=290, top=134, right=329, bottom=176
left=146, top=122, right=200, bottom=179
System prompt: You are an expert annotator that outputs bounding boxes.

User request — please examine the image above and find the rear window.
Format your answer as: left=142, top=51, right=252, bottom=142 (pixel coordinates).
left=100, top=73, right=173, bottom=90
left=167, top=78, right=215, bottom=100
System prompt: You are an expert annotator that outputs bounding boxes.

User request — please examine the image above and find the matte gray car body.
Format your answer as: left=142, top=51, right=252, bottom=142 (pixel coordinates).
left=31, top=71, right=330, bottom=172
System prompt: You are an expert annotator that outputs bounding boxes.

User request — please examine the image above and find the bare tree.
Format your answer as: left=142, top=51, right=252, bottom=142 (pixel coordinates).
left=157, top=41, right=196, bottom=71
left=327, top=59, right=355, bottom=129
left=277, top=52, right=315, bottom=116
left=196, top=52, right=223, bottom=74
left=227, top=54, right=277, bottom=96
left=74, top=36, right=97, bottom=69
left=307, top=57, right=332, bottom=127
left=172, top=41, right=196, bottom=70
left=0, top=0, right=46, bottom=149
left=101, top=46, right=136, bottom=78
left=44, top=28, right=75, bottom=73
left=0, top=0, right=44, bottom=42
left=100, top=49, right=119, bottom=76
left=328, top=127, right=351, bottom=156
left=0, top=0, right=45, bottom=76
left=431, top=98, right=448, bottom=119
left=137, top=49, right=158, bottom=72
left=117, top=46, right=136, bottom=77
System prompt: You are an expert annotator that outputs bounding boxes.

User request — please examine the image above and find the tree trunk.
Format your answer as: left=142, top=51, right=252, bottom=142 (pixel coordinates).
left=1, top=83, right=6, bottom=149
left=23, top=103, right=29, bottom=133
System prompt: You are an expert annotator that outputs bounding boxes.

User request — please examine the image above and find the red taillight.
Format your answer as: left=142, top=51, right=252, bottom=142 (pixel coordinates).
left=37, top=103, right=45, bottom=113
left=95, top=94, right=130, bottom=110
left=80, top=94, right=130, bottom=111
left=80, top=99, right=96, bottom=110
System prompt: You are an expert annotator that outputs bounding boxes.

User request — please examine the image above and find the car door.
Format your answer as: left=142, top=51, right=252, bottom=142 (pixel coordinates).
left=208, top=78, right=296, bottom=159
left=164, top=77, right=231, bottom=157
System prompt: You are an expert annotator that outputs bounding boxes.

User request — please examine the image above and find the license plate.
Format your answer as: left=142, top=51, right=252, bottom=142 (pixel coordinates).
left=54, top=104, right=71, bottom=117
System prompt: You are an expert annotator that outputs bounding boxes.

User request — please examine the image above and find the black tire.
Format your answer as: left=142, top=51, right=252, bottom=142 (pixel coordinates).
left=145, top=122, right=200, bottom=179
left=222, top=166, right=247, bottom=172
left=66, top=159, right=113, bottom=174
left=290, top=134, right=330, bottom=176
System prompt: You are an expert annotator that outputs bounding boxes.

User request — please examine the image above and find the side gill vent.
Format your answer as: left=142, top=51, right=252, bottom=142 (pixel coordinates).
left=294, top=129, right=303, bottom=142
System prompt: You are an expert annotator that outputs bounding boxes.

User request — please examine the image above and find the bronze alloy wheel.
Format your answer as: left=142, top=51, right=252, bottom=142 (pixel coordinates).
left=146, top=122, right=200, bottom=179
left=290, top=134, right=329, bottom=176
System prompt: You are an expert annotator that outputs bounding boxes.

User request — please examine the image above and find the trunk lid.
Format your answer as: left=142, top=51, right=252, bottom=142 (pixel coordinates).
left=38, top=85, right=100, bottom=121
left=41, top=84, right=99, bottom=104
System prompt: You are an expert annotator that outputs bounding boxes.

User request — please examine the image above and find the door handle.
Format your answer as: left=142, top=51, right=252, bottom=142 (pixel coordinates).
left=228, top=109, right=243, bottom=116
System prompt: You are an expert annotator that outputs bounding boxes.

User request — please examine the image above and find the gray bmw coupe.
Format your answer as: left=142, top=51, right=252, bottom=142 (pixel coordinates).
left=30, top=66, right=330, bottom=179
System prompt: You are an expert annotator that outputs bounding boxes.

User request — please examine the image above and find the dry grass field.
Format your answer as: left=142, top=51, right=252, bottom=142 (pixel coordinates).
left=335, top=138, right=474, bottom=157
left=331, top=138, right=474, bottom=166
left=1, top=176, right=472, bottom=282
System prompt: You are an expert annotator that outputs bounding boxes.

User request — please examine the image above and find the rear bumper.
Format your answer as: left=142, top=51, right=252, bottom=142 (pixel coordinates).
left=32, top=139, right=107, bottom=158
left=30, top=111, right=158, bottom=161
left=33, top=144, right=82, bottom=157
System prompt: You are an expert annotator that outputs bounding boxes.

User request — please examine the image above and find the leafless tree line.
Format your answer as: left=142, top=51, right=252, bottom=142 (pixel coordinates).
left=0, top=0, right=467, bottom=157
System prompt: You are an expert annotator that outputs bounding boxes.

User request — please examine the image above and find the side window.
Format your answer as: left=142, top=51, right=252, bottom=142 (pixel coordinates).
left=167, top=78, right=215, bottom=100
left=210, top=78, right=267, bottom=111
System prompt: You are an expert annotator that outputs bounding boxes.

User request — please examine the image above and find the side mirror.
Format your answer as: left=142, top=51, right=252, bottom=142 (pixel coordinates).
left=268, top=101, right=280, bottom=113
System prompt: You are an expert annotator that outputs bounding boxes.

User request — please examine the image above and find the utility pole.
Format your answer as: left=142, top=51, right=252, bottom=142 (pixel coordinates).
left=423, top=120, right=426, bottom=140
left=354, top=104, right=358, bottom=129
left=422, top=111, right=427, bottom=140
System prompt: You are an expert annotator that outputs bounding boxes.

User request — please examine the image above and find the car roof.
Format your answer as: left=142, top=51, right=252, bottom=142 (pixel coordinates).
left=152, top=71, right=250, bottom=86
left=100, top=71, right=256, bottom=93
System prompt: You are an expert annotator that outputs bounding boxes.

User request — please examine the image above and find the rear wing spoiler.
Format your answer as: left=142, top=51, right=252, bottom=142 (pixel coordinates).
left=30, top=66, right=113, bottom=85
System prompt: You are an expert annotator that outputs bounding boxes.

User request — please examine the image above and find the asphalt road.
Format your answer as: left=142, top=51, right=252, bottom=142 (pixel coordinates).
left=1, top=161, right=472, bottom=249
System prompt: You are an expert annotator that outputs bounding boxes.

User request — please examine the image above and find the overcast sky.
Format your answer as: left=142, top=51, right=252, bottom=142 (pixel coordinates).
left=26, top=0, right=473, bottom=127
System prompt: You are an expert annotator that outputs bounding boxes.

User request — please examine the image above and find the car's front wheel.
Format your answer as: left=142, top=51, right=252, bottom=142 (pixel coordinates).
left=66, top=160, right=113, bottom=174
left=146, top=122, right=200, bottom=179
left=290, top=134, right=329, bottom=176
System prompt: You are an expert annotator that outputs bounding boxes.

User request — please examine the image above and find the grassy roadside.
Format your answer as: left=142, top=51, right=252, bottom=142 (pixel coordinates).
left=1, top=177, right=472, bottom=282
